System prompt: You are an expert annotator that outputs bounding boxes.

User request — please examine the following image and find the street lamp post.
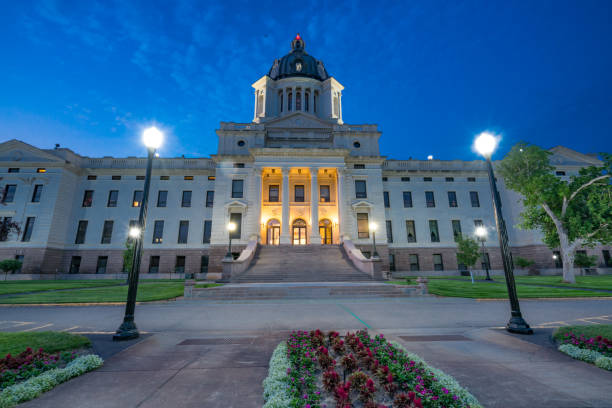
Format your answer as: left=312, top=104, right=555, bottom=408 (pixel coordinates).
left=225, top=222, right=237, bottom=260
left=369, top=222, right=379, bottom=258
left=113, top=127, right=163, bottom=341
left=474, top=132, right=533, bottom=335
left=475, top=226, right=492, bottom=281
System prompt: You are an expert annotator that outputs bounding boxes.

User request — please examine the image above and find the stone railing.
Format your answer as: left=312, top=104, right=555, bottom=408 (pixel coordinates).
left=342, top=239, right=383, bottom=279
left=221, top=239, right=259, bottom=282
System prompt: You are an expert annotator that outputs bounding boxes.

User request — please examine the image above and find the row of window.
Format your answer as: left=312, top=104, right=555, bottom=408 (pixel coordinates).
left=381, top=176, right=478, bottom=182
left=387, top=252, right=490, bottom=272
left=5, top=168, right=46, bottom=173
left=85, top=175, right=216, bottom=181
left=73, top=218, right=229, bottom=245
left=81, top=190, right=215, bottom=208
left=69, top=254, right=211, bottom=274
left=1, top=184, right=43, bottom=204
left=264, top=184, right=332, bottom=202
left=383, top=190, right=480, bottom=208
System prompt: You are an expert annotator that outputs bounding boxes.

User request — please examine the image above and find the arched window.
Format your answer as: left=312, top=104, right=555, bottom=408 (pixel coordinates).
left=296, top=91, right=302, bottom=111
left=305, top=92, right=310, bottom=111
left=278, top=91, right=283, bottom=113
left=288, top=92, right=293, bottom=111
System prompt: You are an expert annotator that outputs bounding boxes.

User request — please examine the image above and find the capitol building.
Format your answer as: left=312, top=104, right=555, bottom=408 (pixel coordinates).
left=1, top=35, right=610, bottom=280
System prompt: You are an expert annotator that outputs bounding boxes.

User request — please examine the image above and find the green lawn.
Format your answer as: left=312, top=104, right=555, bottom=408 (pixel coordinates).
left=194, top=283, right=223, bottom=289
left=553, top=324, right=612, bottom=341
left=425, top=279, right=612, bottom=299
left=0, top=282, right=184, bottom=304
left=0, top=331, right=91, bottom=357
left=0, top=280, right=123, bottom=295
left=512, top=275, right=612, bottom=291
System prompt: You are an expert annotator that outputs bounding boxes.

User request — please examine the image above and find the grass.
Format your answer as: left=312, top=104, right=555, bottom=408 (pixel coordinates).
left=0, top=282, right=184, bottom=304
left=0, top=331, right=91, bottom=357
left=425, top=279, right=612, bottom=299
left=0, top=280, right=122, bottom=295
left=512, top=275, right=612, bottom=291
left=194, top=283, right=223, bottom=289
left=553, top=324, right=612, bottom=341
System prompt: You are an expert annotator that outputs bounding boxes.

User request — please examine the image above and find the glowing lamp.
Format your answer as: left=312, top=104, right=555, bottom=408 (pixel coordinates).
left=475, top=226, right=487, bottom=239
left=227, top=222, right=237, bottom=232
left=129, top=226, right=141, bottom=238
left=369, top=222, right=377, bottom=231
left=142, top=126, right=163, bottom=149
left=474, top=131, right=499, bottom=158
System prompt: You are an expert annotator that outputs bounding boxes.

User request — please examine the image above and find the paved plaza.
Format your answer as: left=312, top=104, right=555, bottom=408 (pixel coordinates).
left=2, top=296, right=612, bottom=407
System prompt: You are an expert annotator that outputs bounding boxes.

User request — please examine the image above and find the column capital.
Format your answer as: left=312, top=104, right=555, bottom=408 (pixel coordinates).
left=309, top=166, right=319, bottom=175
left=281, top=167, right=290, bottom=176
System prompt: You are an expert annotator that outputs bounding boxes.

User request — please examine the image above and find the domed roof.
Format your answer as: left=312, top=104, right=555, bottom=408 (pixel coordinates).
left=268, top=34, right=329, bottom=81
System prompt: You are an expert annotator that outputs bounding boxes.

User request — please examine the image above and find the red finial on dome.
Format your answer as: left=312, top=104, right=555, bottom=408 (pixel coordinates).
left=295, top=33, right=301, bottom=40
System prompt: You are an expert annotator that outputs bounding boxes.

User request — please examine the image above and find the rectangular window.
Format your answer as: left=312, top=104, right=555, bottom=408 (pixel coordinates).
left=382, top=177, right=388, bottom=182
left=175, top=256, right=186, bottom=274
left=0, top=217, right=13, bottom=241
left=82, top=190, right=93, bottom=207
left=467, top=177, right=476, bottom=182
left=149, top=256, right=160, bottom=273
left=354, top=164, right=365, bottom=169
left=233, top=163, right=245, bottom=168
left=203, top=220, right=212, bottom=244
left=107, top=190, right=118, bottom=207
left=157, top=190, right=167, bottom=207
left=474, top=219, right=483, bottom=228
left=231, top=179, right=243, bottom=198
left=425, top=191, right=435, bottom=207
left=355, top=180, right=367, bottom=198
left=424, top=177, right=432, bottom=182
left=406, top=220, right=416, bottom=242
left=470, top=191, right=480, bottom=207
left=132, top=190, right=143, bottom=207
left=206, top=190, right=214, bottom=207
left=201, top=255, right=209, bottom=274
left=184, top=176, right=194, bottom=180
left=87, top=175, right=97, bottom=180
left=401, top=177, right=410, bottom=182
left=389, top=254, right=396, bottom=272
left=429, top=220, right=440, bottom=242
left=8, top=168, right=19, bottom=173
left=409, top=254, right=420, bottom=271
left=22, top=217, right=35, bottom=242
left=69, top=256, right=81, bottom=274
left=602, top=250, right=611, bottom=267
left=75, top=220, right=88, bottom=244
left=31, top=185, right=43, bottom=202
left=294, top=185, right=305, bottom=202
left=555, top=171, right=566, bottom=176
left=230, top=213, right=242, bottom=239
left=403, top=191, right=412, bottom=208
left=178, top=220, right=189, bottom=244
left=208, top=176, right=215, bottom=181
left=446, top=177, right=454, bottom=182
left=433, top=254, right=444, bottom=271
left=14, top=255, right=24, bottom=273
left=357, top=213, right=369, bottom=239
left=268, top=185, right=279, bottom=202
left=383, top=191, right=390, bottom=208
left=160, top=175, right=169, bottom=180
left=320, top=185, right=330, bottom=203
left=152, top=220, right=164, bottom=244
left=96, top=256, right=108, bottom=274
left=112, top=175, right=121, bottom=180
left=136, top=175, right=145, bottom=180
left=181, top=191, right=192, bottom=207
left=101, top=220, right=114, bottom=244
left=452, top=220, right=462, bottom=239
left=448, top=191, right=458, bottom=207
left=386, top=220, right=393, bottom=243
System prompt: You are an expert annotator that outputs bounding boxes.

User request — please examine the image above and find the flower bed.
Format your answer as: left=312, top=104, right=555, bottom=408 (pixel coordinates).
left=263, top=329, right=481, bottom=408
left=0, top=347, right=78, bottom=389
left=558, top=332, right=611, bottom=357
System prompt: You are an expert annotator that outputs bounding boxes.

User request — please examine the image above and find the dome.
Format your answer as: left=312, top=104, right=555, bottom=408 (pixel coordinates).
left=268, top=34, right=329, bottom=81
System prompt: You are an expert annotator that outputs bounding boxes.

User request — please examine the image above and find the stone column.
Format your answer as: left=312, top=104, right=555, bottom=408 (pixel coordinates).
left=337, top=168, right=346, bottom=241
left=338, top=92, right=343, bottom=123
left=253, top=90, right=258, bottom=119
left=310, top=167, right=320, bottom=244
left=280, top=168, right=291, bottom=244
left=292, top=87, right=296, bottom=112
left=250, top=167, right=263, bottom=241
left=300, top=89, right=304, bottom=112
left=309, top=89, right=314, bottom=114
left=283, top=88, right=288, bottom=114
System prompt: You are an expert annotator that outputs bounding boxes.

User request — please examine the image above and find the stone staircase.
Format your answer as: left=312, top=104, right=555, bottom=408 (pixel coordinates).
left=232, top=245, right=375, bottom=283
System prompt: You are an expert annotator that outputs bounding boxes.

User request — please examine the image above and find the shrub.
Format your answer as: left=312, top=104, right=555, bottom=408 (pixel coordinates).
left=394, top=391, right=423, bottom=408
left=348, top=371, right=368, bottom=390
left=559, top=343, right=612, bottom=371
left=332, top=339, right=346, bottom=355
left=595, top=355, right=612, bottom=371
left=359, top=378, right=376, bottom=403
left=323, top=369, right=340, bottom=392
left=340, top=354, right=357, bottom=373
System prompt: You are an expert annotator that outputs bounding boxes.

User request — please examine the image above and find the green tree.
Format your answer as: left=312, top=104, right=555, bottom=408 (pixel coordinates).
left=122, top=240, right=135, bottom=273
left=456, top=234, right=480, bottom=281
left=498, top=143, right=611, bottom=283
left=573, top=252, right=598, bottom=276
left=514, top=256, right=535, bottom=269
left=0, top=259, right=22, bottom=281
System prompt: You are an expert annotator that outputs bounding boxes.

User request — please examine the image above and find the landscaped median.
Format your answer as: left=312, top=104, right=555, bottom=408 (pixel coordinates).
left=0, top=332, right=103, bottom=407
left=263, top=329, right=481, bottom=408
left=553, top=325, right=612, bottom=371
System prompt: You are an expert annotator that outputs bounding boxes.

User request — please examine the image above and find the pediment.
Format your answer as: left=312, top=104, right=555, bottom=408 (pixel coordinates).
left=0, top=140, right=64, bottom=163
left=224, top=199, right=248, bottom=209
left=351, top=200, right=374, bottom=209
left=548, top=146, right=602, bottom=167
left=264, top=113, right=333, bottom=130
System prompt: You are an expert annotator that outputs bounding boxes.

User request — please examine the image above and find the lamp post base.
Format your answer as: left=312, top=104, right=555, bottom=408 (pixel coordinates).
left=506, top=314, right=533, bottom=335
left=113, top=320, right=140, bottom=341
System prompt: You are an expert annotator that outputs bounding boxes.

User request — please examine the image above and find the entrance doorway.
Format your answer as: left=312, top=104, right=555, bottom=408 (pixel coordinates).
left=319, top=219, right=333, bottom=245
left=292, top=219, right=307, bottom=245
left=267, top=219, right=280, bottom=245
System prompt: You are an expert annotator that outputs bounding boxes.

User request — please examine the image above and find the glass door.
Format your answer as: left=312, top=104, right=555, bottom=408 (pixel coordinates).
left=319, top=219, right=332, bottom=245
left=266, top=219, right=280, bottom=245
left=292, top=219, right=307, bottom=245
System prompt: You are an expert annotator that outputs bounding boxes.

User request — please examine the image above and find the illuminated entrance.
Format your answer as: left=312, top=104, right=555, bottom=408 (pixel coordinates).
left=267, top=219, right=280, bottom=245
left=292, top=219, right=307, bottom=245
left=319, top=219, right=333, bottom=245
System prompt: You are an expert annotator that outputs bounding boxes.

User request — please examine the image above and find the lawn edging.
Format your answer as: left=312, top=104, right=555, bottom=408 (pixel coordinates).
left=558, top=344, right=612, bottom=371
left=0, top=354, right=103, bottom=407
left=262, top=342, right=292, bottom=408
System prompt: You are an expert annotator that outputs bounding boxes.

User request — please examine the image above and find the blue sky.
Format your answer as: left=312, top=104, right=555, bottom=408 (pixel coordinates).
left=1, top=0, right=611, bottom=160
